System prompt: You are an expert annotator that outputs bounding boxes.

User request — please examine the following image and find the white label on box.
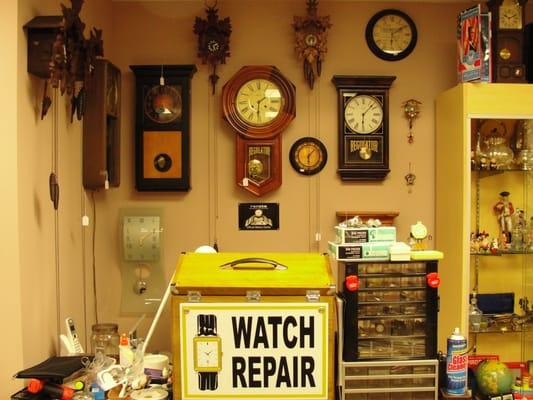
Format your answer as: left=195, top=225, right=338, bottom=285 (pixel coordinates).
left=180, top=302, right=328, bottom=400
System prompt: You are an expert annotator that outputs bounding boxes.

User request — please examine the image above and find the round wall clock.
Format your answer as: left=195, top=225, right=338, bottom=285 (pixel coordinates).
left=365, top=9, right=417, bottom=61
left=289, top=137, right=328, bottom=175
left=222, top=65, right=296, bottom=140
left=143, top=84, right=182, bottom=124
left=344, top=94, right=384, bottom=134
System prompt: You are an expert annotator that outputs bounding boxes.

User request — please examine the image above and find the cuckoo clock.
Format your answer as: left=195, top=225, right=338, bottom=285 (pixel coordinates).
left=193, top=2, right=231, bottom=94
left=293, top=0, right=331, bottom=89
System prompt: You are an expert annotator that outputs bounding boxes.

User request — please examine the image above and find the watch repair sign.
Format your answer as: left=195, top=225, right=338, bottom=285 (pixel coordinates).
left=179, top=302, right=329, bottom=400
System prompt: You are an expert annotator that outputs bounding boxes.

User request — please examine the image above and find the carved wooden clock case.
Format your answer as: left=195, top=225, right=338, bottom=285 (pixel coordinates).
left=130, top=65, right=197, bottom=191
left=222, top=65, right=296, bottom=196
left=332, top=75, right=396, bottom=181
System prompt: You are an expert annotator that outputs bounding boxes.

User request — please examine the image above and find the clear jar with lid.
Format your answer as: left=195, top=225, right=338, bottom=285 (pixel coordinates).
left=91, top=323, right=120, bottom=359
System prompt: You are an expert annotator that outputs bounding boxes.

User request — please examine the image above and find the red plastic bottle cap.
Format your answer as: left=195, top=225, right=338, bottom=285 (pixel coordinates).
left=426, top=272, right=440, bottom=288
left=345, top=275, right=359, bottom=291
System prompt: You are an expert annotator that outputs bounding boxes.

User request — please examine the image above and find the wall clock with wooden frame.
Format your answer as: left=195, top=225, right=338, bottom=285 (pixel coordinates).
left=83, top=59, right=121, bottom=189
left=130, top=65, right=197, bottom=191
left=487, top=0, right=528, bottom=82
left=222, top=65, right=296, bottom=196
left=332, top=75, right=396, bottom=181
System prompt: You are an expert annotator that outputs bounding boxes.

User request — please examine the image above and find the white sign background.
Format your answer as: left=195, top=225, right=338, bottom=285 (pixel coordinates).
left=180, top=302, right=328, bottom=400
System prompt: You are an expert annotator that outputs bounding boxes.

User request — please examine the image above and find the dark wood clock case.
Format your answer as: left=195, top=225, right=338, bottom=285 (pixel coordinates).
left=83, top=59, right=121, bottom=190
left=130, top=65, right=197, bottom=191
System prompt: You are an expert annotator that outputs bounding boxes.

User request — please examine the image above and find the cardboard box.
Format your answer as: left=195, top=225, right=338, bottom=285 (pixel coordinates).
left=329, top=241, right=392, bottom=261
left=335, top=226, right=396, bottom=244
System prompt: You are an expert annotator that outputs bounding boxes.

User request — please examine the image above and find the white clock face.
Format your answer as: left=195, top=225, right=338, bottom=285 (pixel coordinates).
left=122, top=216, right=161, bottom=262
left=194, top=338, right=221, bottom=370
left=344, top=94, right=384, bottom=134
left=411, top=222, right=428, bottom=240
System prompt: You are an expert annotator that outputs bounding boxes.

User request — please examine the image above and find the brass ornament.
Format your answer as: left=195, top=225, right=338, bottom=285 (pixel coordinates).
left=193, top=0, right=232, bottom=94
left=293, top=0, right=331, bottom=89
left=403, top=99, right=421, bottom=144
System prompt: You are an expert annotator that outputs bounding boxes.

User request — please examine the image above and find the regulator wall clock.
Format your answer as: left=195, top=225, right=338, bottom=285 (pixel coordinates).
left=332, top=75, right=396, bottom=181
left=365, top=9, right=417, bottom=61
left=222, top=65, right=296, bottom=196
left=130, top=65, right=197, bottom=191
left=487, top=0, right=528, bottom=82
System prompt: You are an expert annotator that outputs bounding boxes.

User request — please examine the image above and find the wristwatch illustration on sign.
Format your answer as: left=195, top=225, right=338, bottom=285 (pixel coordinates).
left=193, top=314, right=222, bottom=390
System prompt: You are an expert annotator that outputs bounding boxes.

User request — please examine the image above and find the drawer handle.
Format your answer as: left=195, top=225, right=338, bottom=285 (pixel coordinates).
left=219, top=257, right=288, bottom=270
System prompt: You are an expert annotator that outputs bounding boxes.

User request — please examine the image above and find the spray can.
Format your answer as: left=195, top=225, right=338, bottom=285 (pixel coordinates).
left=446, top=327, right=468, bottom=395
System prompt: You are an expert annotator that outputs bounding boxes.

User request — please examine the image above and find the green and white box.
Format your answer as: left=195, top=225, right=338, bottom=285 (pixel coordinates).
left=328, top=241, right=392, bottom=261
left=335, top=226, right=396, bottom=244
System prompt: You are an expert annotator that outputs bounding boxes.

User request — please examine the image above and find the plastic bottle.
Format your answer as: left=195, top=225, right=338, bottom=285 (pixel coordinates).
left=119, top=333, right=134, bottom=368
left=446, top=327, right=468, bottom=395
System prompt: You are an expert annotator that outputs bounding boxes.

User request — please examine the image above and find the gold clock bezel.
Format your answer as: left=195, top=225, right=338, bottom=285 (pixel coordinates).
left=289, top=136, right=328, bottom=176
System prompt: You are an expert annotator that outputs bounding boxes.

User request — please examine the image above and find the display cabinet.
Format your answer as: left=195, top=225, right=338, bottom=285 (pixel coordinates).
left=436, top=84, right=533, bottom=366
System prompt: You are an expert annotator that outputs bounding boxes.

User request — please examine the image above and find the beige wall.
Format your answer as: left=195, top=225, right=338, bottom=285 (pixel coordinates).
left=6, top=0, right=533, bottom=394
left=106, top=0, right=469, bottom=353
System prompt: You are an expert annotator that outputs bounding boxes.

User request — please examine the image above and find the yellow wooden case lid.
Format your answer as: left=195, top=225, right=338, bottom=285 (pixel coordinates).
left=172, top=252, right=335, bottom=295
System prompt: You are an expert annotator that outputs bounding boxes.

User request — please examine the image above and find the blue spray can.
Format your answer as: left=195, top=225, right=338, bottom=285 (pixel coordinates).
left=446, top=327, right=468, bottom=395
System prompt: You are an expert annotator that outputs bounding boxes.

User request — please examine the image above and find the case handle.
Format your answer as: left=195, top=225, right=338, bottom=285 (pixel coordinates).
left=219, top=257, right=288, bottom=270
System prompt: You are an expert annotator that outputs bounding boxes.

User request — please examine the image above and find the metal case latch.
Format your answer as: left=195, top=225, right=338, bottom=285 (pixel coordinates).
left=246, top=290, right=261, bottom=302
left=187, top=291, right=202, bottom=302
left=306, top=290, right=321, bottom=302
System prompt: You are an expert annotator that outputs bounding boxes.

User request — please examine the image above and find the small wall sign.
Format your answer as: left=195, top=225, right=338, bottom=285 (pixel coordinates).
left=239, top=203, right=279, bottom=230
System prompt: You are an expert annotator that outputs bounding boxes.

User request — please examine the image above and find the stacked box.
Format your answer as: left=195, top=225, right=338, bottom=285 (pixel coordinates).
left=329, top=241, right=391, bottom=261
left=335, top=226, right=397, bottom=244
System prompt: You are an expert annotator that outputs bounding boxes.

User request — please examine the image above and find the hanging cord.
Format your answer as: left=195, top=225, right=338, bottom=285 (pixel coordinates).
left=52, top=88, right=62, bottom=353
left=91, top=191, right=98, bottom=324
left=315, top=79, right=321, bottom=252
left=307, top=90, right=313, bottom=251
left=81, top=189, right=89, bottom=349
left=207, top=77, right=219, bottom=248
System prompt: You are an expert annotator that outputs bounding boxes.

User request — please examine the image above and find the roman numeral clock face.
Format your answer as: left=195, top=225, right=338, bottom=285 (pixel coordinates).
left=236, top=79, right=283, bottom=126
left=344, top=94, right=384, bottom=134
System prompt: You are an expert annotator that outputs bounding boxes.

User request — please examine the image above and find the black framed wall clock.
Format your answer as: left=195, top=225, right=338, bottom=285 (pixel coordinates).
left=289, top=136, right=328, bottom=175
left=130, top=65, right=197, bottom=191
left=365, top=9, right=417, bottom=61
left=331, top=75, right=396, bottom=181
left=222, top=65, right=296, bottom=196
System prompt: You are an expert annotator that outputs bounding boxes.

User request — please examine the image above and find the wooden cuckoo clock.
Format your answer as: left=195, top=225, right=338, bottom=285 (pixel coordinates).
left=222, top=66, right=296, bottom=196
left=47, top=0, right=103, bottom=121
left=292, top=0, right=331, bottom=89
left=193, top=1, right=231, bottom=94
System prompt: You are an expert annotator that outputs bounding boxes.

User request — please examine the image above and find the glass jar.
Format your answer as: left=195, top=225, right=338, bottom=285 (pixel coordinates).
left=91, top=323, right=119, bottom=359
left=485, top=135, right=514, bottom=169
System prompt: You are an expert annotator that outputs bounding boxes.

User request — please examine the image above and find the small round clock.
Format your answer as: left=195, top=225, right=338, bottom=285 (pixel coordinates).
left=143, top=84, right=182, bottom=124
left=344, top=94, right=384, bottom=134
left=410, top=221, right=428, bottom=240
left=365, top=9, right=417, bottom=61
left=289, top=137, right=328, bottom=175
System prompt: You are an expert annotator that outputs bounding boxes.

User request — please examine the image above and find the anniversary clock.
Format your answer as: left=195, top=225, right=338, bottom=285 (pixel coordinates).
left=222, top=65, right=296, bottom=196
left=332, top=75, right=396, bottom=181
left=487, top=0, right=528, bottom=82
left=130, top=65, right=197, bottom=191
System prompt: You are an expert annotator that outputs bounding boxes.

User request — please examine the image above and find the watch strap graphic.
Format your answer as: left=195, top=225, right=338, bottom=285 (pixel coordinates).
left=198, top=371, right=218, bottom=391
left=197, top=314, right=217, bottom=336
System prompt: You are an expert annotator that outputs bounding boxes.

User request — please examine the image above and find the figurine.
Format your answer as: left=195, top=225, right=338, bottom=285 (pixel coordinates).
left=494, top=191, right=514, bottom=244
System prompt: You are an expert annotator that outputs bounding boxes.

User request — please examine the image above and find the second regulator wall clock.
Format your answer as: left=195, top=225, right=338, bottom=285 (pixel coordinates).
left=222, top=65, right=296, bottom=196
left=130, top=65, right=197, bottom=191
left=332, top=75, right=396, bottom=181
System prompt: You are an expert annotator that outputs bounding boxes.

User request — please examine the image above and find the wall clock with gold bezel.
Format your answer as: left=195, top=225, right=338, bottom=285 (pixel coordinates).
left=289, top=136, right=328, bottom=175
left=222, top=65, right=296, bottom=196
left=332, top=75, right=396, bottom=181
left=130, top=65, right=197, bottom=191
